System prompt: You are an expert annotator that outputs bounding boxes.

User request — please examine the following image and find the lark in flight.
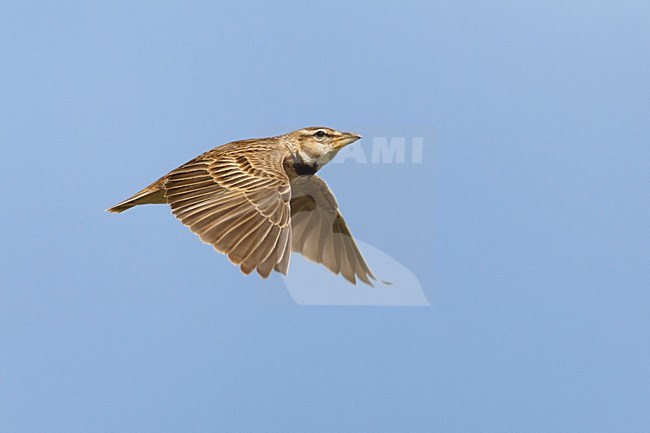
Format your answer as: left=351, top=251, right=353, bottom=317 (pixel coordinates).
left=107, top=127, right=378, bottom=285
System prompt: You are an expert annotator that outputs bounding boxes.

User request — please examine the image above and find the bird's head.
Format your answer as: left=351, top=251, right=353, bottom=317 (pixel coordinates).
left=284, top=126, right=361, bottom=171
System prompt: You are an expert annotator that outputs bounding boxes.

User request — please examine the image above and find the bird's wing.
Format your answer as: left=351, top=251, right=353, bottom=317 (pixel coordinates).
left=289, top=175, right=376, bottom=285
left=163, top=151, right=292, bottom=278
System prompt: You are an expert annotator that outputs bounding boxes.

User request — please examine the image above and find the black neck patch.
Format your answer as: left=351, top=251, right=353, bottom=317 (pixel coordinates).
left=294, top=162, right=318, bottom=175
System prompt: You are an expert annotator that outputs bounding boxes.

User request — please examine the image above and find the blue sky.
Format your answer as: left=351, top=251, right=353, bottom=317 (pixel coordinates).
left=1, top=1, right=649, bottom=432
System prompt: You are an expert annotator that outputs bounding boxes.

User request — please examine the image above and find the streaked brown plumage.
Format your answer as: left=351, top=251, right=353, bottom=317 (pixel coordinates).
left=107, top=127, right=377, bottom=284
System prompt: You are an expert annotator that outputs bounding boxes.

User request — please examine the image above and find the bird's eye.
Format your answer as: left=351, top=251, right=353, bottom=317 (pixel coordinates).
left=314, top=130, right=326, bottom=138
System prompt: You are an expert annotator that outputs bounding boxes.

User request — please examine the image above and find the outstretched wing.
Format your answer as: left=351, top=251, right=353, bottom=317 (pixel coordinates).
left=163, top=150, right=292, bottom=278
left=289, top=175, right=376, bottom=285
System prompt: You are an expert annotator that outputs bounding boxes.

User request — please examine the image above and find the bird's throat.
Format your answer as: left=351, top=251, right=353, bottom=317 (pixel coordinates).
left=291, top=149, right=319, bottom=175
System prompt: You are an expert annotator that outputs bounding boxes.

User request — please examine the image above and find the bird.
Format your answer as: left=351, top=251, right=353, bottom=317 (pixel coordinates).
left=107, top=126, right=378, bottom=285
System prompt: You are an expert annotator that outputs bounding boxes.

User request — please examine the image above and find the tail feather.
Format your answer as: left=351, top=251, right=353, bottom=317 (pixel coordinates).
left=106, top=188, right=166, bottom=213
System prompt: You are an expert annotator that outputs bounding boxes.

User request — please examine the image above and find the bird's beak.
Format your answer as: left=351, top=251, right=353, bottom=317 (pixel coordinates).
left=332, top=132, right=362, bottom=149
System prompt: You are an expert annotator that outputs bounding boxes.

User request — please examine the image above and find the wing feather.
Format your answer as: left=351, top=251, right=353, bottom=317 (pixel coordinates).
left=289, top=175, right=376, bottom=285
left=163, top=151, right=292, bottom=278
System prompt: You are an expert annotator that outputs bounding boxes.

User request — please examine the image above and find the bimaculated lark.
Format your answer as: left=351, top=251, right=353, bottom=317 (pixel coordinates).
left=107, top=127, right=378, bottom=285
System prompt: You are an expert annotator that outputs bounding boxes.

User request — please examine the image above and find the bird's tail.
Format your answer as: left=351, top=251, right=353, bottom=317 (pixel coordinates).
left=106, top=187, right=166, bottom=213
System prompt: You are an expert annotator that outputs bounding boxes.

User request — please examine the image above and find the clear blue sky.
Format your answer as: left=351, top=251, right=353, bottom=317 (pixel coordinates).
left=1, top=1, right=649, bottom=432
